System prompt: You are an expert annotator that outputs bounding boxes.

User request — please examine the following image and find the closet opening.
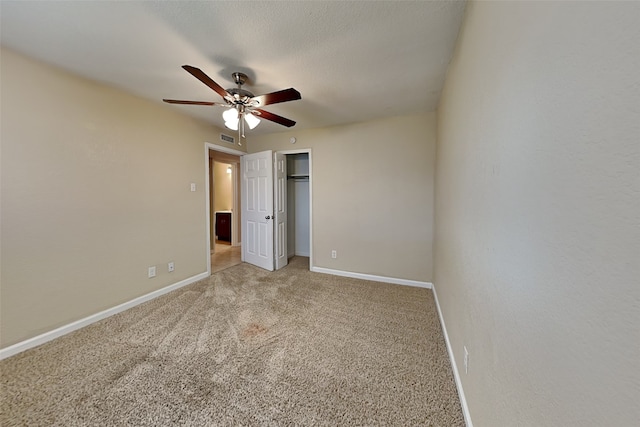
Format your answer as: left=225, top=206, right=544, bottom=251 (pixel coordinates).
left=285, top=152, right=310, bottom=260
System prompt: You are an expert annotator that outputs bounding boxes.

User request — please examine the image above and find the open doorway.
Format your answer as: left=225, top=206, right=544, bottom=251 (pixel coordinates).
left=205, top=143, right=244, bottom=274
left=210, top=160, right=241, bottom=273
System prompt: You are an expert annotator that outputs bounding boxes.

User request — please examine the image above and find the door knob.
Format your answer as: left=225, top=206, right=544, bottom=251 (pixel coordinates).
left=265, top=215, right=271, bottom=220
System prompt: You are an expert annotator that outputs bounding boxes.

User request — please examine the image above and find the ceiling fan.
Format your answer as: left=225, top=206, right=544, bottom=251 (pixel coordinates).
left=164, top=65, right=301, bottom=144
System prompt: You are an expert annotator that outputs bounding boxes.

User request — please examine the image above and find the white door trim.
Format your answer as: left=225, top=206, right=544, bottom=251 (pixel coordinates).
left=204, top=142, right=245, bottom=275
left=276, top=148, right=313, bottom=270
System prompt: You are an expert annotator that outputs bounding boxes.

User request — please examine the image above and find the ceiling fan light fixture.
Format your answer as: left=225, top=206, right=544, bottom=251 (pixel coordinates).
left=244, top=112, right=260, bottom=129
left=224, top=120, right=239, bottom=131
left=223, top=107, right=238, bottom=122
left=223, top=108, right=239, bottom=130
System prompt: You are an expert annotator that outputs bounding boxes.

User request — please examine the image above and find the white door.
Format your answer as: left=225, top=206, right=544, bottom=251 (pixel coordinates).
left=241, top=150, right=274, bottom=271
left=274, top=152, right=288, bottom=270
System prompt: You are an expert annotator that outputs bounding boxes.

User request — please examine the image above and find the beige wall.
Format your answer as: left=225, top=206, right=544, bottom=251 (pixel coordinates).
left=212, top=162, right=233, bottom=212
left=0, top=48, right=244, bottom=347
left=248, top=112, right=436, bottom=282
left=435, top=1, right=640, bottom=425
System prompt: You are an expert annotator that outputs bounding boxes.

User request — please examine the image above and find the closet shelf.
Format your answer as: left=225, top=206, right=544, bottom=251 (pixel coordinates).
left=287, top=174, right=309, bottom=180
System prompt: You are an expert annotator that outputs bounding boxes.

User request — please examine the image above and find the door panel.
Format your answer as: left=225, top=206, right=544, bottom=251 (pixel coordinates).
left=274, top=152, right=288, bottom=270
left=242, top=150, right=274, bottom=271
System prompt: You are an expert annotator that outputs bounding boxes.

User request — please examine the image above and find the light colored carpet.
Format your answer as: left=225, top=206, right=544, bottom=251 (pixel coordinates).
left=0, top=257, right=464, bottom=426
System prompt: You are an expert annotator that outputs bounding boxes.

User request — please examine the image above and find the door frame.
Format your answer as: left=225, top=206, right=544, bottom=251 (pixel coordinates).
left=205, top=142, right=245, bottom=275
left=277, top=148, right=313, bottom=270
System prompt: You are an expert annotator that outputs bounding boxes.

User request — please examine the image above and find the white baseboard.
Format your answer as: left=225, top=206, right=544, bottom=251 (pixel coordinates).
left=431, top=283, right=474, bottom=427
left=310, top=266, right=432, bottom=288
left=0, top=271, right=210, bottom=360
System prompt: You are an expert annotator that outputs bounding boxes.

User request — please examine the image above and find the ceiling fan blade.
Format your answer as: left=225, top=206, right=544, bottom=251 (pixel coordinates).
left=163, top=99, right=216, bottom=106
left=251, top=88, right=301, bottom=107
left=182, top=65, right=230, bottom=99
left=254, top=109, right=296, bottom=127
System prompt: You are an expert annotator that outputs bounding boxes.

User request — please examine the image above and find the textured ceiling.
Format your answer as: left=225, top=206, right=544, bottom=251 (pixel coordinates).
left=1, top=1, right=466, bottom=134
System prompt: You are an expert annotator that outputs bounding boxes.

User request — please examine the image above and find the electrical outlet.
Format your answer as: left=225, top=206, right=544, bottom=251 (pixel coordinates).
left=168, top=262, right=175, bottom=272
left=331, top=250, right=337, bottom=259
left=463, top=346, right=469, bottom=374
left=148, top=266, right=156, bottom=278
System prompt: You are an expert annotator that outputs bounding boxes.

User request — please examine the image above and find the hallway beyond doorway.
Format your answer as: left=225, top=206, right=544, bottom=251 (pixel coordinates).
left=211, top=242, right=242, bottom=273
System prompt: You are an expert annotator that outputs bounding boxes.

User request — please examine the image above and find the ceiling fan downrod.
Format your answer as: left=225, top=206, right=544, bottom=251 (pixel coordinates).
left=232, top=72, right=248, bottom=87
left=228, top=73, right=248, bottom=141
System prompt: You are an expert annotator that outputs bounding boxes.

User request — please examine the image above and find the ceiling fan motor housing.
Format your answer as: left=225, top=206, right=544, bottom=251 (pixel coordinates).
left=227, top=72, right=254, bottom=103
left=227, top=88, right=255, bottom=100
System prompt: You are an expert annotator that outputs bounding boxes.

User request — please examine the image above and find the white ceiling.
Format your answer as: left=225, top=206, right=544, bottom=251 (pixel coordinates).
left=0, top=1, right=466, bottom=134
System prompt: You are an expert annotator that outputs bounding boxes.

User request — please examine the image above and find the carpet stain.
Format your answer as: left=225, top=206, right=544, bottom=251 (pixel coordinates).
left=242, top=323, right=268, bottom=337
